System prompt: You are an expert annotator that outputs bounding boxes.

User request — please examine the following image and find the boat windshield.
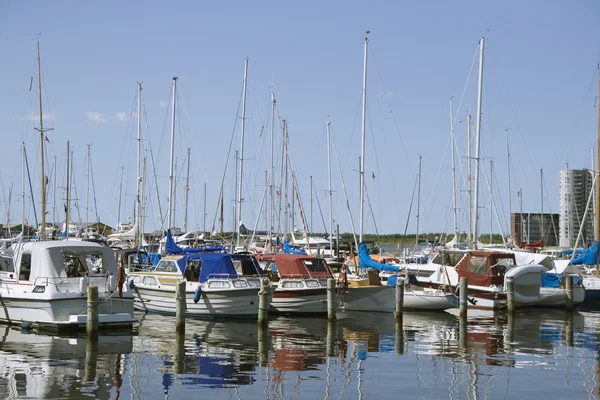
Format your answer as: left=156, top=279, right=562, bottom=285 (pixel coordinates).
left=431, top=251, right=464, bottom=267
left=63, top=251, right=105, bottom=277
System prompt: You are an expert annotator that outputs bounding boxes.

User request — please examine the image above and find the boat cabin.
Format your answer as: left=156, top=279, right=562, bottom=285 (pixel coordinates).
left=155, top=253, right=263, bottom=283
left=455, top=251, right=515, bottom=287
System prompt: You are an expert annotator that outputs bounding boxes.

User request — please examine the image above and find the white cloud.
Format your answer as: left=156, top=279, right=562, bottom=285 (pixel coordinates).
left=159, top=100, right=169, bottom=109
left=86, top=111, right=108, bottom=124
left=116, top=112, right=127, bottom=121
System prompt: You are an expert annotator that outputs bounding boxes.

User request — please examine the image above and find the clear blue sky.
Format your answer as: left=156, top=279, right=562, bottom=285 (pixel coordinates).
left=1, top=1, right=599, bottom=237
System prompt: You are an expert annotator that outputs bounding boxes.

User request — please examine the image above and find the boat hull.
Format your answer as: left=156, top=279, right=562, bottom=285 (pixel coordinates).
left=270, top=288, right=328, bottom=314
left=131, top=283, right=260, bottom=318
left=403, top=289, right=457, bottom=311
left=341, top=285, right=396, bottom=313
left=0, top=283, right=135, bottom=330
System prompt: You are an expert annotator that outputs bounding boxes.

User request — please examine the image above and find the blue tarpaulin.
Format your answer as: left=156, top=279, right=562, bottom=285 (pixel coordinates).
left=541, top=272, right=583, bottom=287
left=172, top=252, right=262, bottom=283
left=283, top=241, right=306, bottom=255
left=569, top=241, right=599, bottom=265
left=358, top=242, right=401, bottom=272
left=165, top=230, right=226, bottom=255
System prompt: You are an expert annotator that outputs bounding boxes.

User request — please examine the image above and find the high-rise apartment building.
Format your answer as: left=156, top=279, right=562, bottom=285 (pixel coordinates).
left=559, top=169, right=594, bottom=248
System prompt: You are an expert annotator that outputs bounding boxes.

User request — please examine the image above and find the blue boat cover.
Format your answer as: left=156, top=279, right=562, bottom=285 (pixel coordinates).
left=541, top=272, right=583, bottom=287
left=148, top=252, right=162, bottom=266
left=283, top=241, right=306, bottom=254
left=569, top=241, right=600, bottom=265
left=358, top=242, right=401, bottom=272
left=165, top=230, right=226, bottom=254
left=387, top=275, right=398, bottom=286
left=173, top=252, right=262, bottom=283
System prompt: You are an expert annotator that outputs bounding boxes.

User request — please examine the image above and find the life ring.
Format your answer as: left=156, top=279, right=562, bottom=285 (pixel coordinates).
left=117, top=266, right=126, bottom=298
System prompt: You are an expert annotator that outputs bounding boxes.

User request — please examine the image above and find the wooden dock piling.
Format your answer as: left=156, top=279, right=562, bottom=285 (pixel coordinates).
left=258, top=277, right=270, bottom=326
left=565, top=275, right=574, bottom=310
left=86, top=285, right=98, bottom=336
left=459, top=277, right=468, bottom=321
left=506, top=276, right=515, bottom=315
left=395, top=277, right=404, bottom=321
left=176, top=281, right=186, bottom=334
left=327, top=278, right=337, bottom=321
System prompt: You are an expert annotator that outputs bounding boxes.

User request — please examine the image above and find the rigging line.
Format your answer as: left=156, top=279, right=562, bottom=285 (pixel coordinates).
left=481, top=159, right=507, bottom=247
left=342, top=94, right=364, bottom=173
left=363, top=182, right=380, bottom=240
left=451, top=43, right=480, bottom=133
left=490, top=163, right=510, bottom=234
left=312, top=179, right=328, bottom=234
left=89, top=149, right=99, bottom=223
left=369, top=44, right=413, bottom=170
left=402, top=171, right=419, bottom=237
left=142, top=96, right=164, bottom=227
left=209, top=84, right=243, bottom=234
left=542, top=174, right=560, bottom=244
left=332, top=130, right=358, bottom=250
left=422, top=131, right=452, bottom=227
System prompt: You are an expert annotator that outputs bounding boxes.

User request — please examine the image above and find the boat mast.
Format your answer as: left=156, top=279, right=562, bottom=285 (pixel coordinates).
left=326, top=121, right=333, bottom=253
left=203, top=182, right=207, bottom=234
left=86, top=144, right=90, bottom=226
left=310, top=176, right=313, bottom=232
left=359, top=32, right=369, bottom=243
left=596, top=65, right=600, bottom=243
left=167, top=77, right=177, bottom=231
left=65, top=141, right=70, bottom=239
left=540, top=168, right=544, bottom=246
left=21, top=143, right=25, bottom=235
left=450, top=97, right=458, bottom=242
left=415, top=154, right=422, bottom=248
left=236, top=58, right=248, bottom=248
left=36, top=41, right=47, bottom=241
left=467, top=114, right=472, bottom=245
left=184, top=147, right=190, bottom=232
left=137, top=82, right=143, bottom=237
left=490, top=160, right=494, bottom=244
left=117, top=167, right=124, bottom=231
left=269, top=92, right=275, bottom=242
left=506, top=129, right=512, bottom=241
left=472, top=37, right=485, bottom=248
left=53, top=155, right=57, bottom=230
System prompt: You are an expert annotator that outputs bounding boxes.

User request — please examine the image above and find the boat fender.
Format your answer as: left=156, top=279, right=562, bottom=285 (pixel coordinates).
left=108, top=274, right=117, bottom=293
left=194, top=286, right=202, bottom=303
left=128, top=279, right=135, bottom=289
left=79, top=277, right=88, bottom=294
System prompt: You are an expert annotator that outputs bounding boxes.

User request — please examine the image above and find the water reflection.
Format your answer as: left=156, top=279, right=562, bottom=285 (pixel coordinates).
left=0, top=326, right=132, bottom=399
left=0, top=307, right=597, bottom=398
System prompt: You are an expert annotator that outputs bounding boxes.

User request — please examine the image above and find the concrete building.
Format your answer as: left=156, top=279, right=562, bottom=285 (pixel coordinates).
left=559, top=169, right=595, bottom=248
left=511, top=213, right=560, bottom=247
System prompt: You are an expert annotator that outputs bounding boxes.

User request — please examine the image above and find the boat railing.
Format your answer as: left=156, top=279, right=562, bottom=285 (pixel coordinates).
left=206, top=273, right=237, bottom=280
left=278, top=274, right=307, bottom=279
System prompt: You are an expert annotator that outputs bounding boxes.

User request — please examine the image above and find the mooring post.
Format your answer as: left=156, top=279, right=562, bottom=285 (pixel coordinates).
left=327, top=278, right=337, bottom=321
left=326, top=321, right=336, bottom=357
left=459, top=277, right=468, bottom=321
left=395, top=320, right=404, bottom=355
left=258, top=277, right=269, bottom=326
left=395, top=277, right=404, bottom=321
left=175, top=331, right=185, bottom=374
left=176, top=281, right=186, bottom=334
left=84, top=332, right=99, bottom=382
left=565, top=274, right=573, bottom=310
left=506, top=276, right=515, bottom=315
left=87, top=285, right=99, bottom=336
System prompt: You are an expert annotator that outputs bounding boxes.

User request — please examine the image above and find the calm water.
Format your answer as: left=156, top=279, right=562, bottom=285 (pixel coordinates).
left=1, top=308, right=599, bottom=399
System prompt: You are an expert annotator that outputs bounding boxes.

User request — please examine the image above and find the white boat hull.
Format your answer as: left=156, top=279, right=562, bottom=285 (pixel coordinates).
left=131, top=281, right=260, bottom=318
left=0, top=279, right=135, bottom=329
left=403, top=289, right=456, bottom=311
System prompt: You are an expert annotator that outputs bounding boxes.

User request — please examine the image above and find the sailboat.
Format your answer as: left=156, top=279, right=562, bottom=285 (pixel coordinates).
left=0, top=42, right=135, bottom=329
left=339, top=33, right=455, bottom=312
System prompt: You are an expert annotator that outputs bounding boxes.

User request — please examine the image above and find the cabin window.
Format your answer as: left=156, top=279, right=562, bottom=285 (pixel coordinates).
left=233, top=280, right=249, bottom=288
left=19, top=253, right=31, bottom=281
left=0, top=256, right=14, bottom=273
left=208, top=281, right=231, bottom=289
left=468, top=256, right=488, bottom=275
left=431, top=252, right=464, bottom=266
left=155, top=260, right=179, bottom=273
left=185, top=260, right=202, bottom=281
left=302, top=259, right=329, bottom=273
left=281, top=281, right=304, bottom=289
left=305, top=279, right=319, bottom=287
left=232, top=256, right=259, bottom=276
left=143, top=276, right=158, bottom=286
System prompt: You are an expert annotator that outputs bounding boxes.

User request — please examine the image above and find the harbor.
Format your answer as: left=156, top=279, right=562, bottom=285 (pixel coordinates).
left=2, top=2, right=600, bottom=398
left=0, top=308, right=599, bottom=398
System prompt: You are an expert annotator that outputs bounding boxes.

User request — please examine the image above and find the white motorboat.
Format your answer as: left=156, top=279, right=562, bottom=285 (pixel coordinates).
left=0, top=240, right=135, bottom=330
